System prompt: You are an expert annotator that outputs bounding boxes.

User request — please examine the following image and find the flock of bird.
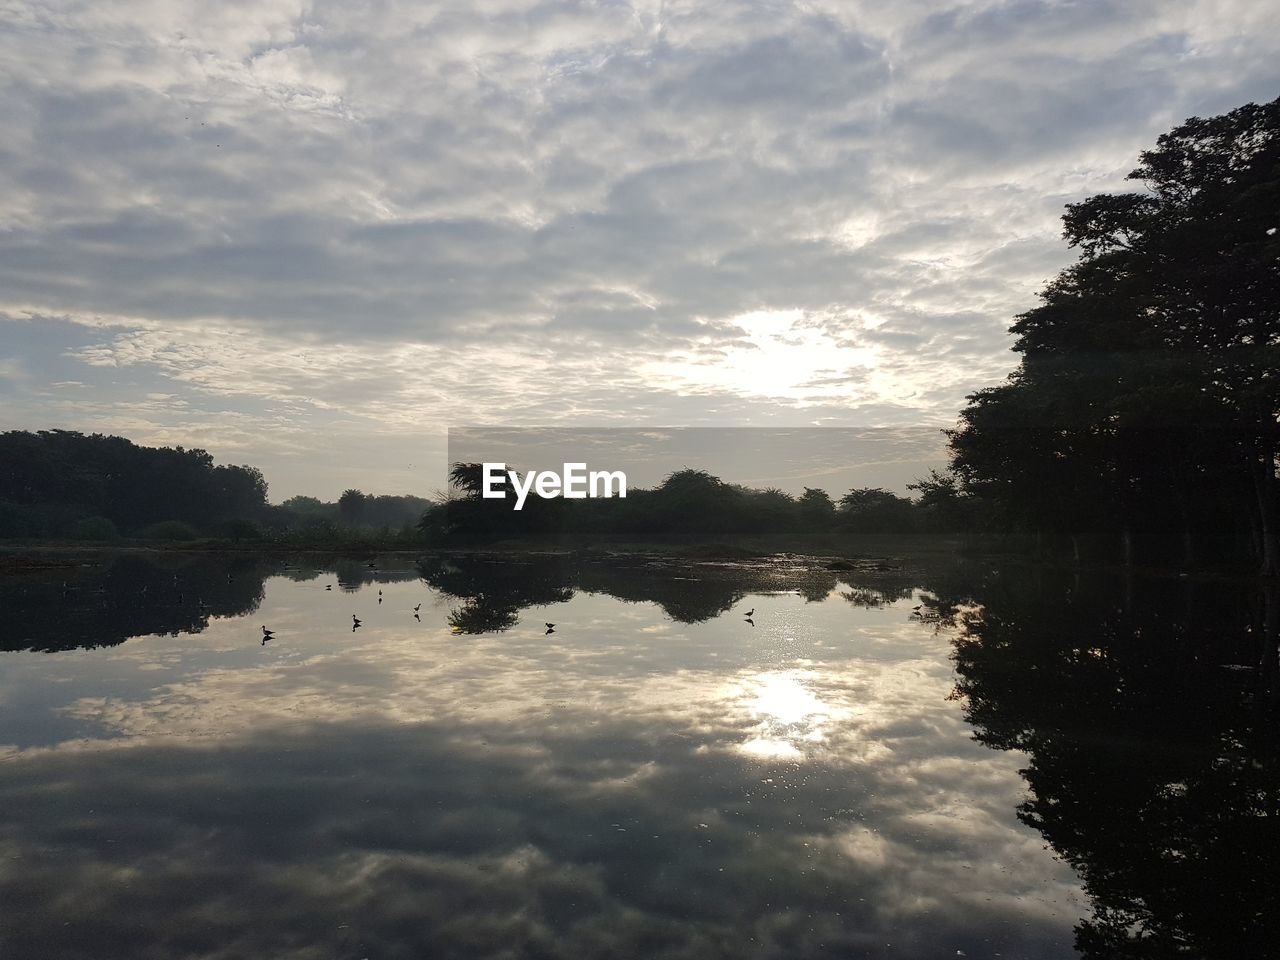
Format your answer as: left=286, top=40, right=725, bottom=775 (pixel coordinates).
left=257, top=571, right=761, bottom=643
left=259, top=574, right=569, bottom=644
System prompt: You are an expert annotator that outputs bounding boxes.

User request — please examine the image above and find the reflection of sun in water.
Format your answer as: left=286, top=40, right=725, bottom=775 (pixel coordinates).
left=735, top=668, right=835, bottom=761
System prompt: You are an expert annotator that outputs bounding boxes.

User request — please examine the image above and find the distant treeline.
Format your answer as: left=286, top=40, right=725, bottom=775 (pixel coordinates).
left=279, top=489, right=435, bottom=530
left=423, top=462, right=971, bottom=544
left=0, top=430, right=429, bottom=542
left=0, top=430, right=269, bottom=541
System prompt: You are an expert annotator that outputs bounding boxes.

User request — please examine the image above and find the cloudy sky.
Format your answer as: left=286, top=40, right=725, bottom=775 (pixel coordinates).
left=2, top=0, right=1276, bottom=499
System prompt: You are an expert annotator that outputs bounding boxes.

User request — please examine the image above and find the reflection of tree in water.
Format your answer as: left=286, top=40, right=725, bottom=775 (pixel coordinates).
left=421, top=555, right=819, bottom=625
left=447, top=600, right=520, bottom=635
left=421, top=553, right=926, bottom=627
left=2, top=553, right=280, bottom=652
left=576, top=565, right=749, bottom=623
left=946, top=568, right=1280, bottom=959
left=420, top=557, right=575, bottom=634
left=840, top=585, right=913, bottom=609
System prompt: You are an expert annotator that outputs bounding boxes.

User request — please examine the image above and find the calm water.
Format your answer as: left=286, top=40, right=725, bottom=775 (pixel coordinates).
left=1, top=552, right=1275, bottom=959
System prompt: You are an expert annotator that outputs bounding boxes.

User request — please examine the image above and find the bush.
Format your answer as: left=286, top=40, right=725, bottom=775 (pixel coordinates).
left=136, top=520, right=201, bottom=541
left=0, top=501, right=89, bottom=538
left=218, top=518, right=264, bottom=542
left=70, top=516, right=119, bottom=541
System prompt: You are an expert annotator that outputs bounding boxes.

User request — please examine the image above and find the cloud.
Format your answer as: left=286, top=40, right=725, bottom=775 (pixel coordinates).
left=2, top=0, right=1277, bottom=495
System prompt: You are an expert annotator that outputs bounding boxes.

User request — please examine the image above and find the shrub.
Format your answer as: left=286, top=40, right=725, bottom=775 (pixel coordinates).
left=136, top=520, right=201, bottom=541
left=219, top=518, right=264, bottom=542
left=70, top=516, right=119, bottom=541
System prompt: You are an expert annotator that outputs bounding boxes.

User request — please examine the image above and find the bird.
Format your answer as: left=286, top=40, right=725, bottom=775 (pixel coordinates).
left=261, top=625, right=275, bottom=638
left=545, top=622, right=555, bottom=629
left=413, top=603, right=421, bottom=613
left=352, top=614, right=362, bottom=626
left=743, top=608, right=755, bottom=618
left=325, top=584, right=332, bottom=591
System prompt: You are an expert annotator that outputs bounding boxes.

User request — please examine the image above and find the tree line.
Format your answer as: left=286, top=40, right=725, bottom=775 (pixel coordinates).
left=0, top=430, right=428, bottom=542
left=0, top=429, right=269, bottom=540
left=423, top=462, right=969, bottom=543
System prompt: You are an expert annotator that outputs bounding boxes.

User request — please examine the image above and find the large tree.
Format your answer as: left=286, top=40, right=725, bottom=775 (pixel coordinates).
left=950, top=97, right=1280, bottom=572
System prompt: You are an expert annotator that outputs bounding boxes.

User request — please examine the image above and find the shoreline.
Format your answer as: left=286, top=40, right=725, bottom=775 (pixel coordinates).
left=0, top=536, right=1267, bottom=584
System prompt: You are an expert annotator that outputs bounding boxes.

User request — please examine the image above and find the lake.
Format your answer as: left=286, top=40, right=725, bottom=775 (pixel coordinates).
left=1, top=551, right=1275, bottom=959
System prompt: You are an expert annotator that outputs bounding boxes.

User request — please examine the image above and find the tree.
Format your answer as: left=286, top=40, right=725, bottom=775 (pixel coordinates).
left=797, top=487, right=836, bottom=529
left=837, top=487, right=915, bottom=533
left=337, top=488, right=367, bottom=525
left=0, top=430, right=269, bottom=536
left=949, top=96, right=1280, bottom=572
left=908, top=469, right=973, bottom=533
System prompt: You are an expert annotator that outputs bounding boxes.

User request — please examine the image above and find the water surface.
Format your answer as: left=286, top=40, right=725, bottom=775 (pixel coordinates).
left=1, top=553, right=1274, bottom=958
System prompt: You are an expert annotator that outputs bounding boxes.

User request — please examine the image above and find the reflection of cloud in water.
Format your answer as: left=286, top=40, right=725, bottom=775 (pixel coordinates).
left=0, top=574, right=1083, bottom=958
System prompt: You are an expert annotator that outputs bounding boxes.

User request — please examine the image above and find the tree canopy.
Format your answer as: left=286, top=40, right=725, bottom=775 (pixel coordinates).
left=949, top=96, right=1280, bottom=572
left=0, top=429, right=268, bottom=538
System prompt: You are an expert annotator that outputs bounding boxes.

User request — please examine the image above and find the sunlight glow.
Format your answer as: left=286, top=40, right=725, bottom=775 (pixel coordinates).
left=735, top=669, right=836, bottom=761
left=641, top=309, right=880, bottom=404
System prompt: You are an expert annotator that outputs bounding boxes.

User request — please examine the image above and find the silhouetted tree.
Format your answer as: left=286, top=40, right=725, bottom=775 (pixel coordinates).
left=838, top=487, right=915, bottom=533
left=0, top=430, right=269, bottom=537
left=337, top=488, right=367, bottom=524
left=949, top=97, right=1280, bottom=571
left=797, top=486, right=837, bottom=529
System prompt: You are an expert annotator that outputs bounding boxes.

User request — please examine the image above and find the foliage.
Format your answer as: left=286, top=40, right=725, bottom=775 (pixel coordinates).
left=432, top=461, right=961, bottom=544
left=0, top=430, right=269, bottom=536
left=948, top=96, right=1280, bottom=571
left=337, top=489, right=367, bottom=524
left=136, top=520, right=201, bottom=541
left=70, top=516, right=119, bottom=541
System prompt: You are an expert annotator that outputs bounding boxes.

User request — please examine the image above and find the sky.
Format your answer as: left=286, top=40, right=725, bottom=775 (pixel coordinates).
left=1, top=0, right=1277, bottom=500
